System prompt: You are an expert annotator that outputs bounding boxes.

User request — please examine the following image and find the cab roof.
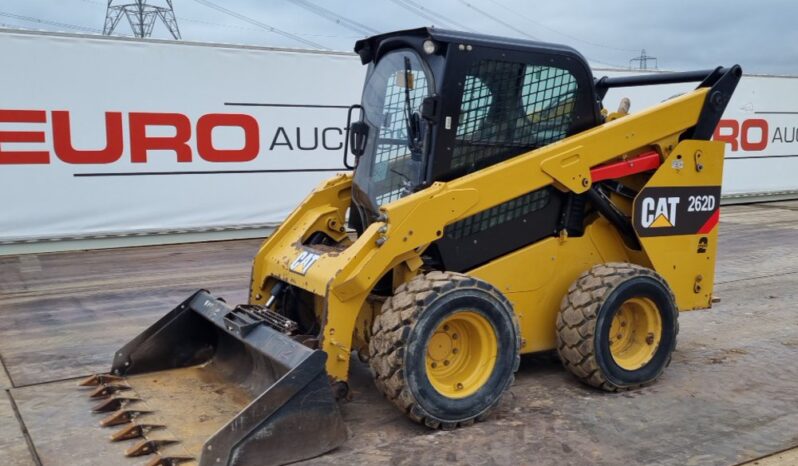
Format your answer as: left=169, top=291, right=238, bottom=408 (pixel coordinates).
left=354, top=27, right=589, bottom=66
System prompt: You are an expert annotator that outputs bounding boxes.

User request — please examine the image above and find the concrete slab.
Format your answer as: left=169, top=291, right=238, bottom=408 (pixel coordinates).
left=301, top=272, right=798, bottom=466
left=0, top=359, right=12, bottom=389
left=0, top=240, right=257, bottom=386
left=11, top=381, right=185, bottom=466
left=744, top=447, right=798, bottom=466
left=0, top=393, right=36, bottom=466
left=14, top=267, right=798, bottom=466
left=0, top=284, right=248, bottom=387
left=3, top=203, right=798, bottom=465
left=716, top=204, right=798, bottom=284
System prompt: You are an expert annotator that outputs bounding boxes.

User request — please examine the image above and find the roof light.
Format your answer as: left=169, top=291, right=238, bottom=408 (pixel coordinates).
left=423, top=39, right=437, bottom=55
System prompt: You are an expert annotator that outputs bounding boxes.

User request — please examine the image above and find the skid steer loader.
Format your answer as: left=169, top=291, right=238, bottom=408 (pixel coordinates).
left=79, top=28, right=741, bottom=465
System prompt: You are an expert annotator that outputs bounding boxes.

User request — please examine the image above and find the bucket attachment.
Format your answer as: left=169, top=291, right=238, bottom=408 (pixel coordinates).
left=79, top=290, right=346, bottom=466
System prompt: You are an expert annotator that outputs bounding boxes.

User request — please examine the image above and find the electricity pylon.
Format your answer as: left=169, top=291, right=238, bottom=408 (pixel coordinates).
left=103, top=1, right=181, bottom=39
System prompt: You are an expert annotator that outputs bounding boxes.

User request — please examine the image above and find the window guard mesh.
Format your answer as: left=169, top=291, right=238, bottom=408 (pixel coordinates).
left=452, top=60, right=578, bottom=171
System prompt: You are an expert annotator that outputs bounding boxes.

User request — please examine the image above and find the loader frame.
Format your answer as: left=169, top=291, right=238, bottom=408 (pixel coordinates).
left=248, top=65, right=740, bottom=384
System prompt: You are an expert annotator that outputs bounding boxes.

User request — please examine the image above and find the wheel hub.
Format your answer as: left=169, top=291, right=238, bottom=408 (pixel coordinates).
left=427, top=332, right=453, bottom=362
left=609, top=297, right=662, bottom=370
left=425, top=311, right=497, bottom=399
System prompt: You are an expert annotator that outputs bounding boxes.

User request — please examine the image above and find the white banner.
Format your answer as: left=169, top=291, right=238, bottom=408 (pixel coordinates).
left=0, top=29, right=364, bottom=242
left=1, top=29, right=797, bottom=243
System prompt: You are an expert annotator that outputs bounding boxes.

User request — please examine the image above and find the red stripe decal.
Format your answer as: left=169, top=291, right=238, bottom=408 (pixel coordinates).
left=697, top=209, right=720, bottom=234
left=590, top=151, right=661, bottom=183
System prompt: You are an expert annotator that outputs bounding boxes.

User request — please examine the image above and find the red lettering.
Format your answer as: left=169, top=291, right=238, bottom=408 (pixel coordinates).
left=740, top=118, right=769, bottom=151
left=1, top=110, right=268, bottom=164
left=0, top=109, right=49, bottom=164
left=713, top=119, right=739, bottom=152
left=52, top=111, right=124, bottom=164
left=129, top=112, right=192, bottom=163
left=196, top=114, right=259, bottom=162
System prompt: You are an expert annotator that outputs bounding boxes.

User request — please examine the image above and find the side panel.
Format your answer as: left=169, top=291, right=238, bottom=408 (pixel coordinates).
left=468, top=217, right=630, bottom=353
left=632, top=140, right=725, bottom=311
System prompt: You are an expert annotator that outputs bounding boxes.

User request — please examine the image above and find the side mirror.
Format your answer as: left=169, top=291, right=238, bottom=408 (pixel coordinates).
left=349, top=121, right=368, bottom=158
left=344, top=104, right=366, bottom=169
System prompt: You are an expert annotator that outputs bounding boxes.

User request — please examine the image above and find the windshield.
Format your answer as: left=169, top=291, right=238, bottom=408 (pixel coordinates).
left=353, top=49, right=432, bottom=216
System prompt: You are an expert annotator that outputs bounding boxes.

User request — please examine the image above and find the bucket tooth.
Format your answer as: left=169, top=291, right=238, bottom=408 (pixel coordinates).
left=110, top=423, right=165, bottom=442
left=125, top=439, right=179, bottom=457
left=79, top=373, right=125, bottom=387
left=89, top=383, right=131, bottom=399
left=82, top=290, right=347, bottom=465
left=100, top=409, right=152, bottom=427
left=92, top=396, right=141, bottom=413
left=143, top=455, right=196, bottom=466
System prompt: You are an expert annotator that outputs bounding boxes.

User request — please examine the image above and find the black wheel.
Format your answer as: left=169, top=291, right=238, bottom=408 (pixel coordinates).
left=556, top=263, right=679, bottom=391
left=369, top=271, right=520, bottom=429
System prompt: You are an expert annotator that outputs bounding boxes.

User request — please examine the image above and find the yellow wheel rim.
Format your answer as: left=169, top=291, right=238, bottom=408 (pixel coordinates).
left=609, top=297, right=662, bottom=370
left=425, top=311, right=498, bottom=399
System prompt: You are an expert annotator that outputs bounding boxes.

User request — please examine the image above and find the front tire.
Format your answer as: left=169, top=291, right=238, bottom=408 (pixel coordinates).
left=556, top=263, right=679, bottom=391
left=369, top=271, right=520, bottom=429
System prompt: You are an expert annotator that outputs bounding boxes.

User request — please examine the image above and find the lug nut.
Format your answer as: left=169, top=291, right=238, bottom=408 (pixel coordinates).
left=443, top=360, right=450, bottom=366
left=646, top=333, right=655, bottom=345
left=443, top=324, right=449, bottom=331
left=431, top=362, right=437, bottom=368
left=452, top=333, right=458, bottom=340
left=455, top=383, right=464, bottom=391
left=452, top=348, right=459, bottom=354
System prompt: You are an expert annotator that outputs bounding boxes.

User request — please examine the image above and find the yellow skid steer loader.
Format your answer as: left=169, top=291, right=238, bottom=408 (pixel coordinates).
left=80, top=28, right=741, bottom=465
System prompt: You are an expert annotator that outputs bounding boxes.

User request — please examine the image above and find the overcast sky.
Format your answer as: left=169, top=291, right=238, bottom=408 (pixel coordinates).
left=1, top=0, right=796, bottom=75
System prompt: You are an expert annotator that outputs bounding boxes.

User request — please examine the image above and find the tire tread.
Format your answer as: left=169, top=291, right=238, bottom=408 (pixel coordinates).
left=555, top=263, right=679, bottom=392
left=369, top=271, right=519, bottom=428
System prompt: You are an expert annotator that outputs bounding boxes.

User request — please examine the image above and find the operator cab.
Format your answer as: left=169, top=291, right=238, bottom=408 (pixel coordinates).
left=347, top=28, right=603, bottom=270
left=350, top=28, right=602, bottom=225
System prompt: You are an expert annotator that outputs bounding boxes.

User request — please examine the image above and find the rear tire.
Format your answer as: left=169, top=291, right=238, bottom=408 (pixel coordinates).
left=556, top=263, right=679, bottom=391
left=369, top=271, right=520, bottom=429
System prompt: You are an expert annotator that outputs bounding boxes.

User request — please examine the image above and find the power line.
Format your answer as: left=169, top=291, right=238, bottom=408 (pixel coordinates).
left=485, top=0, right=638, bottom=53
left=287, top=0, right=376, bottom=36
left=587, top=57, right=627, bottom=69
left=0, top=10, right=101, bottom=33
left=388, top=0, right=474, bottom=32
left=457, top=1, right=625, bottom=69
left=457, top=0, right=539, bottom=40
left=190, top=0, right=329, bottom=49
left=388, top=0, right=440, bottom=27
left=179, top=16, right=361, bottom=39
